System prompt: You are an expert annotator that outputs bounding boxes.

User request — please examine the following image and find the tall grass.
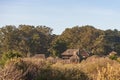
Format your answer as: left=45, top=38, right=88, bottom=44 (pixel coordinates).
left=96, top=63, right=120, bottom=80
left=0, top=56, right=120, bottom=80
left=82, top=55, right=120, bottom=80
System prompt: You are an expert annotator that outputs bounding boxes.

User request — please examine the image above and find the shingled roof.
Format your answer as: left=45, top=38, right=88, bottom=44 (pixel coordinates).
left=61, top=49, right=89, bottom=58
left=109, top=51, right=117, bottom=56
left=61, top=49, right=79, bottom=56
left=33, top=54, right=45, bottom=59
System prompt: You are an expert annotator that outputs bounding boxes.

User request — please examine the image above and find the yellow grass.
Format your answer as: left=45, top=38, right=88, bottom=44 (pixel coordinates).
left=0, top=56, right=120, bottom=80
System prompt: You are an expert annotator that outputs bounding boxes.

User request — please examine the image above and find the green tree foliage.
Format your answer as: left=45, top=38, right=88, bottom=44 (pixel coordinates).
left=51, top=25, right=104, bottom=55
left=0, top=25, right=53, bottom=57
left=51, top=25, right=120, bottom=56
left=0, top=24, right=120, bottom=57
left=0, top=50, right=22, bottom=66
left=0, top=25, right=20, bottom=52
left=62, top=25, right=103, bottom=49
left=104, top=29, right=120, bottom=55
left=49, top=38, right=67, bottom=57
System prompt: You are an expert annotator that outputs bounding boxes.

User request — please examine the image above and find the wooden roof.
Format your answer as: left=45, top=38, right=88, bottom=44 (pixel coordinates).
left=61, top=49, right=89, bottom=58
left=33, top=54, right=45, bottom=58
left=109, top=51, right=117, bottom=55
left=61, top=49, right=79, bottom=56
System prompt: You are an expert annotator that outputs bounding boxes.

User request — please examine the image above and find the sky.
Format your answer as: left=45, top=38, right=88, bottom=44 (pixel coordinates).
left=0, top=0, right=120, bottom=34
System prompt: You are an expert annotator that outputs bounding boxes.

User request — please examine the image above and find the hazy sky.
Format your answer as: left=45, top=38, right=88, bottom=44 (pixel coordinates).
left=0, top=0, right=120, bottom=34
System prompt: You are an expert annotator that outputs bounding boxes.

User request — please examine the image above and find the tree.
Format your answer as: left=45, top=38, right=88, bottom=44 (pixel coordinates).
left=49, top=38, right=67, bottom=57
left=0, top=25, right=20, bottom=53
left=18, top=25, right=53, bottom=56
left=0, top=25, right=53, bottom=57
left=51, top=25, right=104, bottom=56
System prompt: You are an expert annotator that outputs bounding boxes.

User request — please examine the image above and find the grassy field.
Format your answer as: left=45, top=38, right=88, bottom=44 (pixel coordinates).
left=0, top=56, right=120, bottom=80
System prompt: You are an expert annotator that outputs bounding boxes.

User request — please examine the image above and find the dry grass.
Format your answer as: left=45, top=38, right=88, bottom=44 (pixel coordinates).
left=0, top=58, right=47, bottom=80
left=96, top=63, right=120, bottom=80
left=0, top=56, right=120, bottom=80
left=80, top=55, right=120, bottom=80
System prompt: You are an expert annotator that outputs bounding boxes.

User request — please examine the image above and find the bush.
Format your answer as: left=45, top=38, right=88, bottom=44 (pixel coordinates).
left=0, top=58, right=89, bottom=80
left=0, top=58, right=47, bottom=80
left=0, top=50, right=23, bottom=66
left=109, top=55, right=118, bottom=60
left=38, top=62, right=89, bottom=80
left=0, top=56, right=120, bottom=80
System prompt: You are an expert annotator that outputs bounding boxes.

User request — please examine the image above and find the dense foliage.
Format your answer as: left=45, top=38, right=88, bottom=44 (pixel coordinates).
left=0, top=50, right=22, bottom=66
left=0, top=25, right=54, bottom=57
left=50, top=25, right=120, bottom=56
left=0, top=25, right=120, bottom=58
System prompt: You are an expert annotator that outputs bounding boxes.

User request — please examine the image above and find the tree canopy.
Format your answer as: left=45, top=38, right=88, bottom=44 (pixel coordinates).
left=50, top=25, right=120, bottom=56
left=0, top=25, right=120, bottom=57
left=0, top=25, right=54, bottom=57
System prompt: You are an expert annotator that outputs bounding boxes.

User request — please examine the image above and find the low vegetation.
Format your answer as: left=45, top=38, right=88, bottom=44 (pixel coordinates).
left=0, top=50, right=23, bottom=67
left=0, top=56, right=120, bottom=80
left=0, top=25, right=120, bottom=80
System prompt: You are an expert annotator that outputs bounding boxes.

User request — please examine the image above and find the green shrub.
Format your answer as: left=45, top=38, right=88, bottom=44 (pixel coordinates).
left=109, top=55, right=118, bottom=60
left=0, top=50, right=23, bottom=66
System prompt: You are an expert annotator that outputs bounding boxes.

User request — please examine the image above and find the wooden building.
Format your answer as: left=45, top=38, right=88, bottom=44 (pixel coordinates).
left=109, top=51, right=117, bottom=56
left=61, top=49, right=80, bottom=59
left=61, top=49, right=89, bottom=62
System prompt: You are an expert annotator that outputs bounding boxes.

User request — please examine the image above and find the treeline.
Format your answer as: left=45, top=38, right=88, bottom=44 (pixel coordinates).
left=0, top=25, right=120, bottom=57
left=0, top=25, right=55, bottom=57
left=50, top=25, right=120, bottom=56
